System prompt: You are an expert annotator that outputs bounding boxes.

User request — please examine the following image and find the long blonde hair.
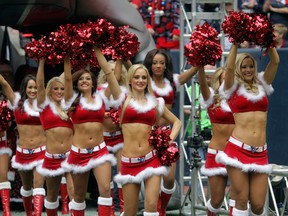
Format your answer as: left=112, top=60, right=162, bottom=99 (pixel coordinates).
left=125, top=64, right=153, bottom=96
left=234, top=53, right=259, bottom=94
left=46, top=76, right=69, bottom=120
left=210, top=67, right=225, bottom=109
left=97, top=60, right=127, bottom=86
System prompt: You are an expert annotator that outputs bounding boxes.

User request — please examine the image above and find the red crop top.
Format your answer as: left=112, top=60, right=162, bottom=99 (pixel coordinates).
left=7, top=93, right=41, bottom=125
left=199, top=88, right=234, bottom=124
left=222, top=73, right=273, bottom=114
left=228, top=85, right=268, bottom=113
left=151, top=74, right=180, bottom=105
left=69, top=92, right=105, bottom=124
left=121, top=94, right=165, bottom=126
left=39, top=99, right=73, bottom=130
left=208, top=101, right=235, bottom=124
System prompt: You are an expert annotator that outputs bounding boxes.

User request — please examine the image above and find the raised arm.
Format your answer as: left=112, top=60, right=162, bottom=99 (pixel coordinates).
left=197, top=67, right=211, bottom=101
left=224, top=44, right=237, bottom=90
left=178, top=66, right=198, bottom=85
left=0, top=74, right=15, bottom=104
left=263, top=47, right=280, bottom=84
left=94, top=46, right=122, bottom=100
left=63, top=57, right=74, bottom=101
left=36, top=59, right=46, bottom=106
left=123, top=59, right=132, bottom=71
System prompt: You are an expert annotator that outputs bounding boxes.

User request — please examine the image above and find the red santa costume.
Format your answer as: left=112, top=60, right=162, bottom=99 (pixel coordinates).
left=98, top=84, right=128, bottom=154
left=8, top=93, right=45, bottom=171
left=199, top=87, right=235, bottom=177
left=36, top=99, right=73, bottom=177
left=216, top=72, right=273, bottom=174
left=113, top=94, right=169, bottom=186
left=62, top=91, right=116, bottom=173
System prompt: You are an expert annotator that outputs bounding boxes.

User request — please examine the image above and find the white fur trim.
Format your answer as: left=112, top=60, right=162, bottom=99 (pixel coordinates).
left=44, top=199, right=59, bottom=209
left=98, top=197, right=112, bottom=206
left=0, top=147, right=12, bottom=156
left=207, top=199, right=221, bottom=213
left=143, top=212, right=159, bottom=216
left=151, top=78, right=173, bottom=96
left=221, top=80, right=238, bottom=99
left=61, top=91, right=78, bottom=110
left=199, top=87, right=214, bottom=109
left=161, top=181, right=176, bottom=194
left=62, top=154, right=117, bottom=174
left=69, top=199, right=86, bottom=210
left=200, top=165, right=227, bottom=176
left=249, top=208, right=265, bottom=216
left=114, top=166, right=169, bottom=185
left=216, top=152, right=272, bottom=174
left=117, top=183, right=122, bottom=188
left=79, top=92, right=103, bottom=111
left=33, top=188, right=45, bottom=196
left=107, top=142, right=123, bottom=154
left=11, top=156, right=43, bottom=171
left=20, top=187, right=33, bottom=197
left=120, top=212, right=124, bottom=216
left=156, top=97, right=165, bottom=116
left=36, top=164, right=66, bottom=177
left=7, top=92, right=21, bottom=110
left=232, top=207, right=249, bottom=215
left=23, top=99, right=40, bottom=117
left=98, top=84, right=127, bottom=109
left=237, top=84, right=267, bottom=103
left=111, top=90, right=126, bottom=109
left=61, top=176, right=67, bottom=184
left=257, top=72, right=274, bottom=96
left=38, top=98, right=49, bottom=110
left=220, top=100, right=232, bottom=112
left=130, top=94, right=157, bottom=113
left=173, top=74, right=180, bottom=92
left=33, top=99, right=42, bottom=112
left=0, top=181, right=11, bottom=190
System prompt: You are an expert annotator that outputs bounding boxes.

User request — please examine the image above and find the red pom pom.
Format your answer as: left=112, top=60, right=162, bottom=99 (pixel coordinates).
left=108, top=108, right=120, bottom=125
left=222, top=11, right=276, bottom=49
left=184, top=22, right=222, bottom=67
left=222, top=11, right=253, bottom=44
left=0, top=100, right=14, bottom=131
left=149, top=126, right=179, bottom=166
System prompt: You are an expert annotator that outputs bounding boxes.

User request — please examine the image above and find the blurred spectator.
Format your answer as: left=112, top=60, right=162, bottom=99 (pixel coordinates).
left=241, top=0, right=266, bottom=13
left=263, top=0, right=288, bottom=38
left=138, top=0, right=180, bottom=49
left=274, top=23, right=288, bottom=47
left=157, top=28, right=180, bottom=49
left=239, top=0, right=266, bottom=13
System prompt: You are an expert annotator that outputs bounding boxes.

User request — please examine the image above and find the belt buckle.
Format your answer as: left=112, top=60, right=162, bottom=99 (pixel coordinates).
left=109, top=132, right=116, bottom=137
left=251, top=146, right=256, bottom=153
left=86, top=148, right=93, bottom=154
left=137, top=157, right=145, bottom=162
left=27, top=149, right=34, bottom=154
left=59, top=154, right=66, bottom=159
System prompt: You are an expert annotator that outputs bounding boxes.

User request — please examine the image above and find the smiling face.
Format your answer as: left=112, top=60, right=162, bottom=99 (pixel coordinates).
left=240, top=57, right=255, bottom=83
left=151, top=53, right=166, bottom=77
left=49, top=81, right=64, bottom=102
left=77, top=72, right=93, bottom=93
left=130, top=68, right=148, bottom=93
left=26, top=79, right=37, bottom=100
